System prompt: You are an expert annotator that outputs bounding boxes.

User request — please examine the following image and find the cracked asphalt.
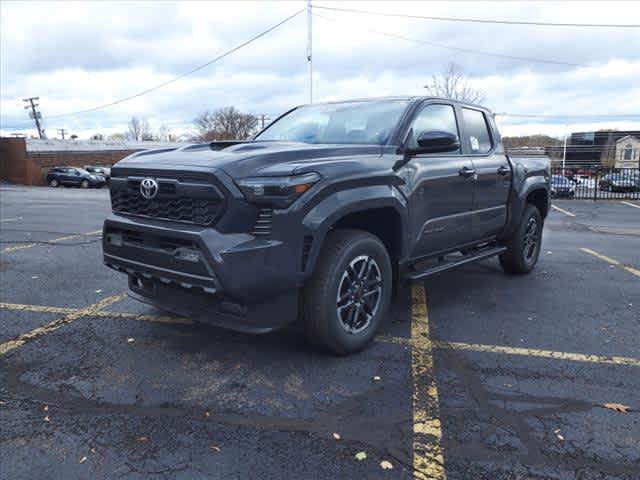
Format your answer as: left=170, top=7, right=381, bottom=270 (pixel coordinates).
left=1, top=185, right=639, bottom=479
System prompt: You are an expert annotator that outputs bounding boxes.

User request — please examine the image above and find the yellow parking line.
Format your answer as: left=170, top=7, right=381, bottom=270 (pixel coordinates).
left=621, top=201, right=640, bottom=210
left=3, top=300, right=638, bottom=368
left=551, top=204, right=576, bottom=217
left=0, top=229, right=102, bottom=253
left=411, top=284, right=446, bottom=480
left=433, top=340, right=640, bottom=368
left=0, top=302, right=77, bottom=315
left=580, top=247, right=640, bottom=278
left=1, top=243, right=37, bottom=253
left=0, top=293, right=127, bottom=356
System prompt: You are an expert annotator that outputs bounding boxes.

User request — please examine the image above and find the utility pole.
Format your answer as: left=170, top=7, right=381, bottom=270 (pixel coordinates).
left=307, top=0, right=312, bottom=104
left=57, top=128, right=68, bottom=140
left=23, top=97, right=44, bottom=139
left=259, top=114, right=271, bottom=130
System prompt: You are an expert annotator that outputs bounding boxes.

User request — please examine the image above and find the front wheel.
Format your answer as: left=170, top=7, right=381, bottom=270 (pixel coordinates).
left=80, top=179, right=90, bottom=189
left=303, top=229, right=392, bottom=355
left=499, top=204, right=543, bottom=274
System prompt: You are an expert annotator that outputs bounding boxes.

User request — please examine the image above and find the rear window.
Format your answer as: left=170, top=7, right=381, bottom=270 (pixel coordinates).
left=462, top=108, right=492, bottom=153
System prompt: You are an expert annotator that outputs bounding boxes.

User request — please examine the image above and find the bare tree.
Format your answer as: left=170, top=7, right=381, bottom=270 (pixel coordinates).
left=195, top=107, right=258, bottom=141
left=127, top=116, right=152, bottom=141
left=424, top=63, right=485, bottom=104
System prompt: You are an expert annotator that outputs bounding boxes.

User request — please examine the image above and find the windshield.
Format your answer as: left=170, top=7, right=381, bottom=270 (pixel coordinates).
left=255, top=100, right=409, bottom=145
left=552, top=176, right=570, bottom=185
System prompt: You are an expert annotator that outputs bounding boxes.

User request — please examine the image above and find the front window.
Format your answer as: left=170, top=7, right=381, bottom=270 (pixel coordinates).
left=623, top=144, right=633, bottom=160
left=255, top=100, right=409, bottom=145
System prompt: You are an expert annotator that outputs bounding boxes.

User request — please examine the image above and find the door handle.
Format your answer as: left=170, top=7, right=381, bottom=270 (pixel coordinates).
left=497, top=165, right=510, bottom=176
left=459, top=166, right=475, bottom=178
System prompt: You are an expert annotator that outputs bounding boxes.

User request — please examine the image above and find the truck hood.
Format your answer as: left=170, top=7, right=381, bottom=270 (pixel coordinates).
left=114, top=141, right=383, bottom=178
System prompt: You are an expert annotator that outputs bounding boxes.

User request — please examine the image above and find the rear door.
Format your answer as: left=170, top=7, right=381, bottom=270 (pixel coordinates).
left=459, top=107, right=511, bottom=240
left=403, top=102, right=475, bottom=258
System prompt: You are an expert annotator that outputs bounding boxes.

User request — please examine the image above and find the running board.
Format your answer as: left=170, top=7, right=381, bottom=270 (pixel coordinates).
left=404, top=246, right=507, bottom=281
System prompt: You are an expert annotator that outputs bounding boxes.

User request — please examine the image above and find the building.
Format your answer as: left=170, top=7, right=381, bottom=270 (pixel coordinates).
left=561, top=130, right=640, bottom=168
left=614, top=135, right=640, bottom=169
left=0, top=138, right=184, bottom=185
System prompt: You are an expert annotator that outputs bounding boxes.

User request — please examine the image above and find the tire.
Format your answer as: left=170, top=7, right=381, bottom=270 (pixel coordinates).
left=303, top=229, right=392, bottom=355
left=499, top=204, right=543, bottom=275
left=49, top=178, right=60, bottom=188
left=80, top=179, right=90, bottom=189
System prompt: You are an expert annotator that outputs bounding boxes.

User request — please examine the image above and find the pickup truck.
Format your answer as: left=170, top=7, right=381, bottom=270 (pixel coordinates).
left=103, top=97, right=550, bottom=354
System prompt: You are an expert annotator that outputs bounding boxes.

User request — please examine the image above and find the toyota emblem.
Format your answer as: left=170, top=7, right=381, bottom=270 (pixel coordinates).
left=140, top=178, right=158, bottom=200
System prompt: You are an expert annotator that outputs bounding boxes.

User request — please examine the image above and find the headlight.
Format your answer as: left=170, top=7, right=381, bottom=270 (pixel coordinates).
left=236, top=172, right=321, bottom=208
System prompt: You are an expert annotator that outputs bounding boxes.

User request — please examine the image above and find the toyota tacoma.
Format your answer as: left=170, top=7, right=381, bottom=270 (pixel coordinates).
left=103, top=97, right=550, bottom=354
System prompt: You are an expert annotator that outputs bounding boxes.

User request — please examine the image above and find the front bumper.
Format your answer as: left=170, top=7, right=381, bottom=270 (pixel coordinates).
left=102, top=215, right=301, bottom=333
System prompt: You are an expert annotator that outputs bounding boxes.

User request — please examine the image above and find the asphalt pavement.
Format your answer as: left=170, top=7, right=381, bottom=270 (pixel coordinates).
left=1, top=185, right=638, bottom=479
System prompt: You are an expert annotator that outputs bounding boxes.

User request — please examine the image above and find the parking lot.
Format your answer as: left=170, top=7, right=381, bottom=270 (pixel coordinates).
left=1, top=185, right=638, bottom=479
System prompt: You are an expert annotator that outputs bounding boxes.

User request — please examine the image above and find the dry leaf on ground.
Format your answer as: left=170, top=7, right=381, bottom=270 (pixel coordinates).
left=210, top=445, right=221, bottom=453
left=332, top=433, right=341, bottom=440
left=380, top=460, right=393, bottom=470
left=79, top=456, right=87, bottom=464
left=603, top=402, right=630, bottom=413
left=354, top=451, right=367, bottom=461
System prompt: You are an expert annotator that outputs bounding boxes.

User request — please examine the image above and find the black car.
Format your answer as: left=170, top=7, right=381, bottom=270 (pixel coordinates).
left=103, top=96, right=550, bottom=354
left=85, top=166, right=111, bottom=182
left=46, top=167, right=107, bottom=188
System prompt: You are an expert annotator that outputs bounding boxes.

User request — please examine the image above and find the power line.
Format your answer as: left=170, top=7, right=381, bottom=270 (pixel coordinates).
left=40, top=8, right=305, bottom=122
left=312, top=4, right=640, bottom=28
left=312, top=11, right=591, bottom=68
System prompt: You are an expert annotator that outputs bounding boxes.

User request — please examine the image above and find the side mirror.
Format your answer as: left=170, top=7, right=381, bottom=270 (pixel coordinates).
left=412, top=130, right=460, bottom=154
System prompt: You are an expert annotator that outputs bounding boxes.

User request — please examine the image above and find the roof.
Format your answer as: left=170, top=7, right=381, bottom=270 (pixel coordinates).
left=615, top=135, right=640, bottom=144
left=299, top=96, right=492, bottom=113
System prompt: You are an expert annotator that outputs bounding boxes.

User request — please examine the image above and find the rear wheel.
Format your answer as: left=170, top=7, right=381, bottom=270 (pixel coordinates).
left=49, top=178, right=59, bottom=188
left=303, top=229, right=392, bottom=355
left=500, top=204, right=543, bottom=274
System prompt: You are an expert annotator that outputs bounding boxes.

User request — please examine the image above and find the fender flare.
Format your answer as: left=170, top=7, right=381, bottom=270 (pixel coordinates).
left=301, top=184, right=408, bottom=276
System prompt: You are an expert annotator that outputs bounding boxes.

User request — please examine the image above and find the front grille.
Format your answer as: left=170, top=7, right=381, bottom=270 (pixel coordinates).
left=110, top=170, right=225, bottom=226
left=111, top=191, right=220, bottom=225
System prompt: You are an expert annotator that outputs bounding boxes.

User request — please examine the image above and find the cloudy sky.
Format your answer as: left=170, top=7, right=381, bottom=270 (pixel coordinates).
left=1, top=1, right=639, bottom=140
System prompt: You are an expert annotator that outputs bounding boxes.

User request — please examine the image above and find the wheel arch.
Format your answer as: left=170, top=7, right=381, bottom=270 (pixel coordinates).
left=301, top=185, right=407, bottom=279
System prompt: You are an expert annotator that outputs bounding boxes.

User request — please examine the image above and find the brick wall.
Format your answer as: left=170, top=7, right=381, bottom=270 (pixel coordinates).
left=0, top=138, right=141, bottom=185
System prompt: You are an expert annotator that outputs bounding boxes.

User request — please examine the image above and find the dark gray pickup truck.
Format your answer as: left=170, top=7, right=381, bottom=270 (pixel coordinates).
left=103, top=97, right=550, bottom=354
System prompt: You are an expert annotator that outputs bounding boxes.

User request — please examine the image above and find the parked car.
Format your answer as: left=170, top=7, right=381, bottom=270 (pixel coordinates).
left=46, top=167, right=107, bottom=188
left=550, top=175, right=575, bottom=197
left=103, top=96, right=550, bottom=354
left=575, top=175, right=595, bottom=189
left=599, top=174, right=636, bottom=192
left=85, top=166, right=111, bottom=182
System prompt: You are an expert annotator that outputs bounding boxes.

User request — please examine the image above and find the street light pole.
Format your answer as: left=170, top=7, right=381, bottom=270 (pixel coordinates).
left=307, top=0, right=312, bottom=104
left=562, top=123, right=568, bottom=175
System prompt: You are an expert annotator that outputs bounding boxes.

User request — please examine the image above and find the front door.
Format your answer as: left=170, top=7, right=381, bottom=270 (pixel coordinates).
left=402, top=103, right=476, bottom=259
left=459, top=107, right=511, bottom=240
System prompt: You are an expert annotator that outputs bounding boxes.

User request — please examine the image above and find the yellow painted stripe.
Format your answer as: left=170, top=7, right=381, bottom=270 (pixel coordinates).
left=0, top=302, right=191, bottom=325
left=433, top=340, right=640, bottom=368
left=0, top=302, right=77, bottom=315
left=551, top=204, right=576, bottom=217
left=1, top=243, right=37, bottom=253
left=0, top=293, right=127, bottom=356
left=580, top=247, right=640, bottom=278
left=411, top=284, right=446, bottom=480
left=621, top=201, right=640, bottom=210
left=0, top=229, right=102, bottom=254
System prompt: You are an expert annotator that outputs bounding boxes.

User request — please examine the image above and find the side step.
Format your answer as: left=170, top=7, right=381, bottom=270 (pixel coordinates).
left=403, top=246, right=507, bottom=281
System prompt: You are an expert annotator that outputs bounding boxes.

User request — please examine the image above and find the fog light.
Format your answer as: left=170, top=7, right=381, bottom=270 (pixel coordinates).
left=107, top=232, right=123, bottom=247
